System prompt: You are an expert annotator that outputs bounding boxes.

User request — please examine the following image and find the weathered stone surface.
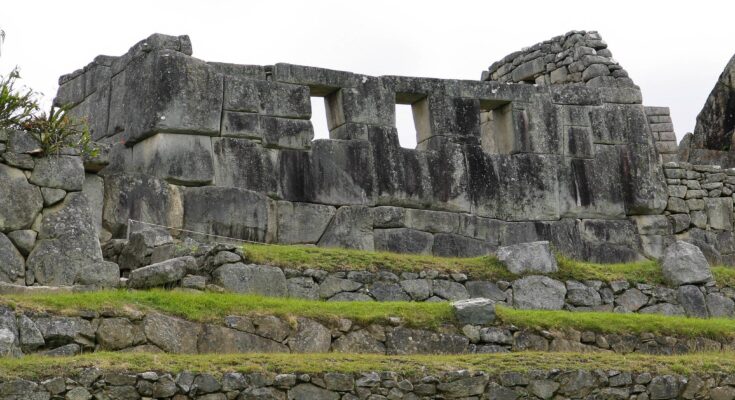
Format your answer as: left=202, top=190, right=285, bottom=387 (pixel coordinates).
left=0, top=308, right=21, bottom=357
left=370, top=281, right=410, bottom=301
left=212, top=263, right=287, bottom=297
left=102, top=173, right=183, bottom=238
left=496, top=241, right=558, bottom=274
left=96, top=318, right=141, bottom=350
left=275, top=202, right=335, bottom=244
left=465, top=281, right=506, bottom=301
left=318, top=206, right=373, bottom=251
left=513, top=276, right=566, bottom=310
left=128, top=256, right=195, bottom=288
left=453, top=298, right=496, bottom=325
left=27, top=193, right=104, bottom=286
left=32, top=316, right=94, bottom=347
left=29, top=156, right=85, bottom=191
left=386, top=327, right=468, bottom=355
left=0, top=233, right=25, bottom=284
left=0, top=163, right=43, bottom=232
left=184, top=186, right=269, bottom=242
left=17, top=314, right=44, bottom=352
left=332, top=330, right=386, bottom=354
left=374, top=228, right=433, bottom=255
left=132, top=133, right=214, bottom=185
left=75, top=261, right=120, bottom=287
left=661, top=241, right=713, bottom=286
left=198, top=324, right=288, bottom=354
left=677, top=285, right=709, bottom=318
left=615, top=288, right=648, bottom=311
left=40, top=187, right=66, bottom=206
left=6, top=230, right=36, bottom=256
left=707, top=293, right=735, bottom=317
left=288, top=383, right=339, bottom=400
left=143, top=313, right=202, bottom=354
left=107, top=49, right=223, bottom=144
left=705, top=197, right=733, bottom=230
left=289, top=318, right=331, bottom=353
left=432, top=279, right=469, bottom=301
left=400, top=279, right=432, bottom=301
left=692, top=53, right=735, bottom=151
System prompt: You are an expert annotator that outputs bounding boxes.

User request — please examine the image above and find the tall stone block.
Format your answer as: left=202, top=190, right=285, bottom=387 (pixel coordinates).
left=183, top=187, right=270, bottom=242
left=107, top=49, right=223, bottom=144
left=309, top=140, right=375, bottom=206
left=212, top=138, right=279, bottom=196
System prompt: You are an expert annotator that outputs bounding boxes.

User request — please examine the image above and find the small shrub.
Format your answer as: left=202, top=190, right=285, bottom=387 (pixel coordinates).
left=0, top=68, right=96, bottom=157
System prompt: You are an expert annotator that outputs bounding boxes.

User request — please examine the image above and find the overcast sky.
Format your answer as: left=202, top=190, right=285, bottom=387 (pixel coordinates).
left=1, top=1, right=734, bottom=148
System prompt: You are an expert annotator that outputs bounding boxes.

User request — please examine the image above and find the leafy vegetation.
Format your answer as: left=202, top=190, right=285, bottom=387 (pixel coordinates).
left=2, top=351, right=735, bottom=379
left=0, top=68, right=96, bottom=157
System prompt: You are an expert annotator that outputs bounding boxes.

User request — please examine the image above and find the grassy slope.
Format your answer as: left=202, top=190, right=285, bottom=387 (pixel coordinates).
left=6, top=290, right=735, bottom=340
left=2, top=352, right=735, bottom=379
left=243, top=243, right=735, bottom=287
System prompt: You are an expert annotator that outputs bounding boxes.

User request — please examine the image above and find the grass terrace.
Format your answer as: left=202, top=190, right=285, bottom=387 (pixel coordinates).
left=243, top=243, right=735, bottom=286
left=3, top=352, right=735, bottom=379
left=5, top=290, right=735, bottom=340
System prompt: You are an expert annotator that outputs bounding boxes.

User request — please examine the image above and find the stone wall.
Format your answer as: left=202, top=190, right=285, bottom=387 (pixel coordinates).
left=645, top=106, right=678, bottom=164
left=654, top=162, right=735, bottom=263
left=0, top=304, right=731, bottom=358
left=53, top=32, right=672, bottom=262
left=2, top=367, right=733, bottom=399
left=0, top=130, right=117, bottom=288
left=482, top=30, right=633, bottom=86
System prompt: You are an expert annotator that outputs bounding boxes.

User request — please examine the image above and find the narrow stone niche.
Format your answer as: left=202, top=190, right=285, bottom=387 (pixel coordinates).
left=480, top=101, right=514, bottom=154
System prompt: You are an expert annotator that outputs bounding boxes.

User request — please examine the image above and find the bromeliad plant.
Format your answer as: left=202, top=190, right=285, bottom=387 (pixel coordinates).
left=0, top=68, right=96, bottom=157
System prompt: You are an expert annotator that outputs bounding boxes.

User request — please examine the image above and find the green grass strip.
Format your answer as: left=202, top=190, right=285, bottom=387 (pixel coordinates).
left=6, top=290, right=735, bottom=340
left=496, top=306, right=735, bottom=340
left=2, top=352, right=735, bottom=379
left=2, top=289, right=454, bottom=329
left=243, top=243, right=735, bottom=287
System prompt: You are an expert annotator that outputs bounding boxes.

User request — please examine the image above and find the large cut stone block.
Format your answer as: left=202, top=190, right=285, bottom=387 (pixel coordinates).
left=423, top=142, right=472, bottom=213
left=275, top=201, right=336, bottom=244
left=318, top=206, right=374, bottom=251
left=432, top=233, right=494, bottom=257
left=82, top=174, right=105, bottom=241
left=557, top=145, right=625, bottom=218
left=620, top=143, right=668, bottom=215
left=67, top=83, right=111, bottom=141
left=326, top=76, right=394, bottom=128
left=212, top=137, right=279, bottom=196
left=102, top=174, right=184, bottom=238
left=590, top=104, right=651, bottom=145
left=183, top=187, right=270, bottom=242
left=415, top=96, right=480, bottom=146
left=374, top=228, right=433, bottom=255
left=497, top=241, right=558, bottom=274
left=224, top=76, right=310, bottom=118
left=0, top=164, right=43, bottom=232
left=26, top=193, right=104, bottom=286
left=107, top=49, right=223, bottom=144
left=309, top=139, right=375, bottom=206
left=132, top=133, right=214, bottom=185
left=222, top=112, right=314, bottom=150
left=273, top=63, right=359, bottom=96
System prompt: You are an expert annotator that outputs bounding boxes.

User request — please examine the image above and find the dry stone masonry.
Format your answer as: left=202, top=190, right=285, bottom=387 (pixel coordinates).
left=50, top=31, right=678, bottom=266
left=4, top=367, right=734, bottom=400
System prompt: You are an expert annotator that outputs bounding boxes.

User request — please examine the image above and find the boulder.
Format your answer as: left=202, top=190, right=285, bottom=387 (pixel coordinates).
left=0, top=308, right=21, bottom=357
left=0, top=163, right=43, bottom=232
left=6, top=229, right=36, bottom=256
left=212, top=263, right=287, bottom=297
left=40, top=187, right=66, bottom=206
left=496, top=241, right=558, bottom=274
left=32, top=316, right=95, bottom=347
left=26, top=192, right=104, bottom=286
left=128, top=256, right=194, bottom=288
left=452, top=298, right=496, bottom=325
left=96, top=318, right=141, bottom=350
left=75, top=261, right=120, bottom=287
left=677, top=285, right=709, bottom=318
left=369, top=281, right=410, bottom=301
left=29, top=155, right=85, bottom=191
left=512, top=275, right=567, bottom=310
left=17, top=314, right=44, bottom=352
left=661, top=241, right=713, bottom=286
left=288, top=383, right=339, bottom=400
left=432, top=279, right=469, bottom=301
left=0, top=233, right=25, bottom=284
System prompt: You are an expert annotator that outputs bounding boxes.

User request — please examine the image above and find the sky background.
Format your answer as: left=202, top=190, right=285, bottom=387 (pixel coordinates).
left=1, top=1, right=733, bottom=148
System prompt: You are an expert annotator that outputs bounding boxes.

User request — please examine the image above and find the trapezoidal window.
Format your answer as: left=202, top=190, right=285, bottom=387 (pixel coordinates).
left=395, top=93, right=430, bottom=150
left=310, top=96, right=330, bottom=140
left=480, top=100, right=513, bottom=154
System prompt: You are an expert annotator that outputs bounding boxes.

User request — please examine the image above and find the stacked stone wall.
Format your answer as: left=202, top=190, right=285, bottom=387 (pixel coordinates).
left=2, top=367, right=733, bottom=399
left=645, top=106, right=679, bottom=163
left=482, top=30, right=633, bottom=86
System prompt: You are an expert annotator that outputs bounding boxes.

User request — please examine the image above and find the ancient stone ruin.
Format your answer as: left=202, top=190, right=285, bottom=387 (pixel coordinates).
left=3, top=30, right=735, bottom=399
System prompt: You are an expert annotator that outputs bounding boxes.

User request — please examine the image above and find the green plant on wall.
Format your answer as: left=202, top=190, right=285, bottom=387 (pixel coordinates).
left=0, top=67, right=97, bottom=157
